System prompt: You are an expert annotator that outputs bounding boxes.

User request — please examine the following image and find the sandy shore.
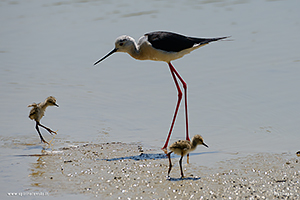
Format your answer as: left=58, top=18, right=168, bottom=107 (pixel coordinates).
left=27, top=142, right=300, bottom=199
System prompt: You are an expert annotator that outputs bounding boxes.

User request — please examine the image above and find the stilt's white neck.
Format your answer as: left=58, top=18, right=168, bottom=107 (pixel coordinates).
left=127, top=42, right=140, bottom=60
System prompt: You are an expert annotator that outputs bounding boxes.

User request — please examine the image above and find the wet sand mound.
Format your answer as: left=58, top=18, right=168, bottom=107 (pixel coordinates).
left=28, top=142, right=300, bottom=199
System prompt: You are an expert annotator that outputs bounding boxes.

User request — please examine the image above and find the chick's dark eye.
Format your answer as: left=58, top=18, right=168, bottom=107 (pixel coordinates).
left=119, top=42, right=123, bottom=46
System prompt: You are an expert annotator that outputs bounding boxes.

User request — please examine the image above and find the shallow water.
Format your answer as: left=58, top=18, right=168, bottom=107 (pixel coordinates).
left=1, top=0, right=300, bottom=198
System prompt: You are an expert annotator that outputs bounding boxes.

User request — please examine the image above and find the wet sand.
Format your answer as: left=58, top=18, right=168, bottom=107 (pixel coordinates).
left=27, top=142, right=300, bottom=199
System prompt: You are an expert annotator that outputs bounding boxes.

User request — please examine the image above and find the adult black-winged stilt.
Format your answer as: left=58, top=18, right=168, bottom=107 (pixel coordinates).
left=94, top=31, right=228, bottom=151
left=167, top=134, right=208, bottom=178
left=28, top=96, right=59, bottom=144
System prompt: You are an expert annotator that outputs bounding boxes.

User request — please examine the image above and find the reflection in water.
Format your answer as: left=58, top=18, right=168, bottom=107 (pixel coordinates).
left=29, top=157, right=47, bottom=187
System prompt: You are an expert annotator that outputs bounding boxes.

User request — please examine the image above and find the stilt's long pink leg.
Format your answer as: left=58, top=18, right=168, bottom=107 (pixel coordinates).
left=162, top=63, right=182, bottom=150
left=162, top=62, right=190, bottom=150
left=169, top=63, right=190, bottom=142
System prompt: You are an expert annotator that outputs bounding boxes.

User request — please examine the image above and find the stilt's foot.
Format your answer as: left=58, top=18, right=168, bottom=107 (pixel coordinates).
left=162, top=148, right=168, bottom=154
left=180, top=172, right=185, bottom=178
left=50, top=129, right=58, bottom=135
left=41, top=139, right=49, bottom=145
left=46, top=128, right=53, bottom=134
left=48, top=134, right=56, bottom=145
left=46, top=128, right=57, bottom=135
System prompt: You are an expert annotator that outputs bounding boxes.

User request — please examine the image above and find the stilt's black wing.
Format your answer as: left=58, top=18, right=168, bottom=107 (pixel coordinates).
left=145, top=31, right=227, bottom=52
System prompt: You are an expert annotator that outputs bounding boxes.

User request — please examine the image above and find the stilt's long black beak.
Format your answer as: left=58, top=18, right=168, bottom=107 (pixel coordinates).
left=94, top=48, right=117, bottom=65
left=203, top=142, right=209, bottom=148
left=54, top=103, right=59, bottom=107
